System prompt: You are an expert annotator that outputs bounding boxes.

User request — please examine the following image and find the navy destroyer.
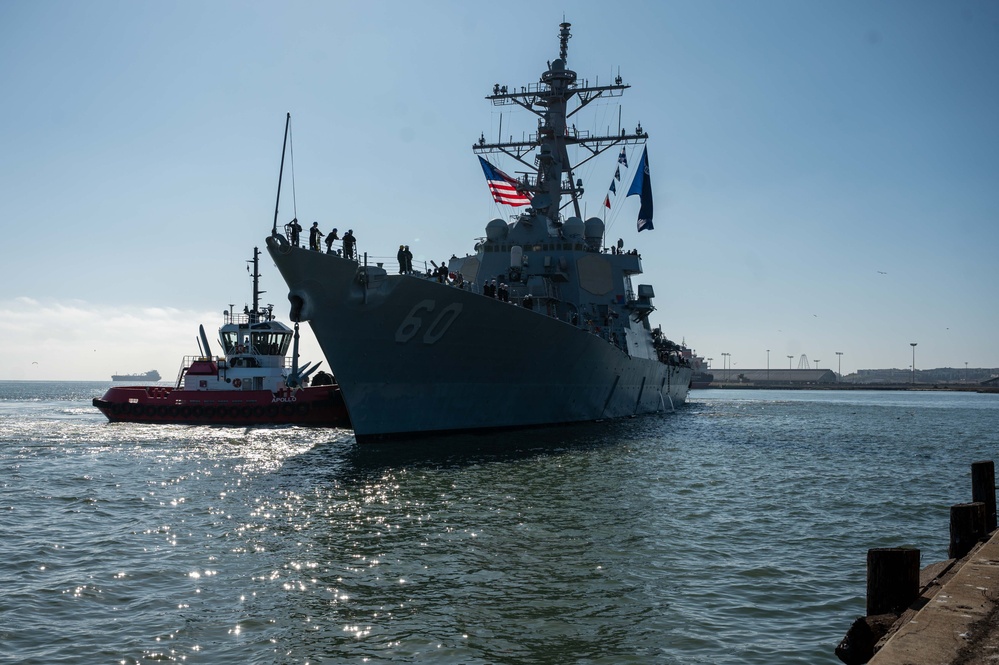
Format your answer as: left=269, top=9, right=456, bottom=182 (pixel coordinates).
left=266, top=21, right=691, bottom=441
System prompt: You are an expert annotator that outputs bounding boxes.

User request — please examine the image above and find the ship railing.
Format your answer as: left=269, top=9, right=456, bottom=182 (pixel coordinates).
left=174, top=354, right=315, bottom=385
left=174, top=355, right=220, bottom=386
left=365, top=254, right=424, bottom=276
left=223, top=311, right=276, bottom=326
left=367, top=255, right=472, bottom=283
left=489, top=79, right=626, bottom=104
left=282, top=224, right=358, bottom=260
left=280, top=225, right=340, bottom=251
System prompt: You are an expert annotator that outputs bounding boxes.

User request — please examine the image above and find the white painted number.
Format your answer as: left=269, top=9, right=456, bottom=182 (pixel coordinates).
left=422, top=303, right=462, bottom=344
left=395, top=300, right=435, bottom=342
left=395, top=300, right=463, bottom=344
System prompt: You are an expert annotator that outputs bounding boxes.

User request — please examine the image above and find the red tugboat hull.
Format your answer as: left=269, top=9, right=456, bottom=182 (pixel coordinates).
left=92, top=384, right=350, bottom=427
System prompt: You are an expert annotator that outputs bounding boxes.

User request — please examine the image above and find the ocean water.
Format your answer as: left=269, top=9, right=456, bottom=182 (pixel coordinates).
left=1, top=382, right=997, bottom=664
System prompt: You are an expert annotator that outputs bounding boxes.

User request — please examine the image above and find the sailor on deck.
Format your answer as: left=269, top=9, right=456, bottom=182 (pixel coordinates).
left=287, top=218, right=302, bottom=247
left=309, top=222, right=324, bottom=251
left=342, top=230, right=356, bottom=260
left=325, top=227, right=340, bottom=254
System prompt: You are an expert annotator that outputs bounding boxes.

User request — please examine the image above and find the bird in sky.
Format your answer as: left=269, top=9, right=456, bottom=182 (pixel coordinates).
left=877, top=270, right=887, bottom=275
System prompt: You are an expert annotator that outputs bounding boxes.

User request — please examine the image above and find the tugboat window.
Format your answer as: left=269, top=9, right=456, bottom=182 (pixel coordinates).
left=251, top=332, right=291, bottom=356
left=221, top=332, right=239, bottom=354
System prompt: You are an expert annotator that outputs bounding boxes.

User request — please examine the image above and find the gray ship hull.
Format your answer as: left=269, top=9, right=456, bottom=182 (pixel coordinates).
left=267, top=239, right=690, bottom=441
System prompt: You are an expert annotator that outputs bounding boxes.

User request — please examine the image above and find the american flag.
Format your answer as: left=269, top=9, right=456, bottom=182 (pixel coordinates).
left=478, top=157, right=532, bottom=207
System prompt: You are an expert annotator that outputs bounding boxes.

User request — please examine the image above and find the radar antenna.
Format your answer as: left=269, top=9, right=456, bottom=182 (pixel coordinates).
left=559, top=21, right=571, bottom=61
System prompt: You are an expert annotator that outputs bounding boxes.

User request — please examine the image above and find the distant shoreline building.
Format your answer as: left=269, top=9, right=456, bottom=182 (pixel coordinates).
left=709, top=369, right=836, bottom=385
left=703, top=366, right=998, bottom=386
left=841, top=367, right=999, bottom=385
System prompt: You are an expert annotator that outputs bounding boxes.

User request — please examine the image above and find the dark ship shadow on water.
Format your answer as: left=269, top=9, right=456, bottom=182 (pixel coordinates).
left=293, top=410, right=687, bottom=482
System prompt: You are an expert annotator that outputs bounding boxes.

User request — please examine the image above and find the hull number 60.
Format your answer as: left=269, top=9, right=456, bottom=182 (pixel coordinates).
left=395, top=300, right=463, bottom=344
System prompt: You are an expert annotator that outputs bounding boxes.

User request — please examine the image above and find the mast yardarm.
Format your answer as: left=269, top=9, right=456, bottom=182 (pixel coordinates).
left=474, top=22, right=647, bottom=222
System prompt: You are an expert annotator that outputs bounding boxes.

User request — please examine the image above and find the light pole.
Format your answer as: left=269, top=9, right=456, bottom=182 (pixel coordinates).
left=965, top=361, right=969, bottom=384
left=836, top=351, right=843, bottom=377
left=766, top=349, right=770, bottom=383
left=721, top=353, right=730, bottom=381
left=910, top=343, right=917, bottom=384
left=814, top=359, right=821, bottom=370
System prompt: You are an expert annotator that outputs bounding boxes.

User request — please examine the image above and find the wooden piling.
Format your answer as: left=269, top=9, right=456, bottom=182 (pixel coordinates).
left=866, top=547, right=920, bottom=616
left=971, top=460, right=997, bottom=533
left=949, top=501, right=986, bottom=559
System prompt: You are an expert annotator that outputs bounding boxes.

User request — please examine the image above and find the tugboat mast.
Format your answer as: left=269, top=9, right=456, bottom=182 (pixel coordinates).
left=473, top=21, right=648, bottom=223
left=248, top=247, right=265, bottom=324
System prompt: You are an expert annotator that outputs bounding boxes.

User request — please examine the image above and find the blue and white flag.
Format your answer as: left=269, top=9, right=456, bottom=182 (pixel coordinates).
left=609, top=180, right=617, bottom=195
left=618, top=148, right=628, bottom=167
left=626, top=146, right=653, bottom=232
left=614, top=166, right=621, bottom=181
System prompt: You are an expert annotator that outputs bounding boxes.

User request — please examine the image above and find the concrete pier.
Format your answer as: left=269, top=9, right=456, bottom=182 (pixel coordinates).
left=868, top=528, right=999, bottom=665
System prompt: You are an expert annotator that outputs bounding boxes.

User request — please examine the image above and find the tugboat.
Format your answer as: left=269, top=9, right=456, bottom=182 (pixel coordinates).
left=92, top=248, right=350, bottom=427
left=264, top=21, right=690, bottom=442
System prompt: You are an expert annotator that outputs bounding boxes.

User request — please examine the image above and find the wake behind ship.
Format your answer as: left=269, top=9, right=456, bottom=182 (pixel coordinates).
left=266, top=21, right=691, bottom=442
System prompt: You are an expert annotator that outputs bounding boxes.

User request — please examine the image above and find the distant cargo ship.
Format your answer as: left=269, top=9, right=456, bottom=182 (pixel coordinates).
left=111, top=370, right=161, bottom=382
left=680, top=346, right=713, bottom=389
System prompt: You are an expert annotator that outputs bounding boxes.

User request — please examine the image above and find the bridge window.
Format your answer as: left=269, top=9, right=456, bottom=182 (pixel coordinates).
left=221, top=331, right=239, bottom=354
left=251, top=332, right=291, bottom=356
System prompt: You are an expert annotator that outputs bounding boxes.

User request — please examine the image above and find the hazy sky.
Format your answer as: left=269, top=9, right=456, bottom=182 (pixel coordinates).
left=2, top=0, right=997, bottom=381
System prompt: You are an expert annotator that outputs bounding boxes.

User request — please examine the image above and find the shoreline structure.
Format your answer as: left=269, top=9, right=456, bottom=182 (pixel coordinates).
left=704, top=383, right=999, bottom=393
left=837, top=461, right=998, bottom=665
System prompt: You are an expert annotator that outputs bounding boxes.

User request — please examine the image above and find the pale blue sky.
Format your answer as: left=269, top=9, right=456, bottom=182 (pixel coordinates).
left=2, top=0, right=997, bottom=380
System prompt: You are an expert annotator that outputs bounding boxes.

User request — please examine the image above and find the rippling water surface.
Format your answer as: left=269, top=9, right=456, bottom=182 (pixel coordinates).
left=1, top=381, right=997, bottom=664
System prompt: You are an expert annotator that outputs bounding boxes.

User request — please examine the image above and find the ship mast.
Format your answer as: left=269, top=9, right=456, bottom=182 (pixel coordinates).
left=473, top=22, right=648, bottom=223
left=248, top=247, right=265, bottom=323
left=271, top=112, right=291, bottom=235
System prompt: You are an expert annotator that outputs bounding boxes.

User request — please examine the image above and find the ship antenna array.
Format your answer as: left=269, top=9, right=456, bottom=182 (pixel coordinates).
left=559, top=21, right=571, bottom=61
